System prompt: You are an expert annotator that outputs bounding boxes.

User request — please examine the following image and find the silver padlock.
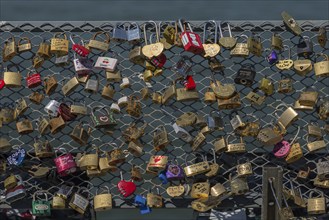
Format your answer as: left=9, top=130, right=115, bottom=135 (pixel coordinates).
left=112, top=23, right=128, bottom=42
left=85, top=74, right=99, bottom=93
left=316, top=159, right=329, bottom=180
left=172, top=122, right=193, bottom=142
left=127, top=22, right=141, bottom=43
left=5, top=175, right=26, bottom=203
left=69, top=187, right=91, bottom=214
left=44, top=100, right=61, bottom=117
left=120, top=77, right=130, bottom=89
left=230, top=111, right=245, bottom=131
left=207, top=110, right=224, bottom=130
left=73, top=55, right=93, bottom=76
left=55, top=54, right=70, bottom=66
left=110, top=103, right=121, bottom=114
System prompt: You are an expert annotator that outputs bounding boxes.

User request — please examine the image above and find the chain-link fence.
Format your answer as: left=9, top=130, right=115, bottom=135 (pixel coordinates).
left=0, top=21, right=328, bottom=217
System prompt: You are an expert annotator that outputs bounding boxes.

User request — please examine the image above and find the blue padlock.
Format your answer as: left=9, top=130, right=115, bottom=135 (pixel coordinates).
left=134, top=195, right=147, bottom=206
left=140, top=204, right=152, bottom=214
left=266, top=50, right=278, bottom=65
left=158, top=172, right=168, bottom=185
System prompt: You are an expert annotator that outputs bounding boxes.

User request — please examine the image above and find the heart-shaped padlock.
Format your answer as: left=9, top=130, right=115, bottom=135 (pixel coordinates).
left=117, top=172, right=136, bottom=198
left=166, top=162, right=184, bottom=181
left=0, top=79, right=5, bottom=90
left=273, top=140, right=291, bottom=158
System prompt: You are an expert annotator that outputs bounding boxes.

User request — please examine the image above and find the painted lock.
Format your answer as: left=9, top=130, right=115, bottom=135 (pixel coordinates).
left=166, top=160, right=184, bottom=181
left=178, top=19, right=204, bottom=55
left=191, top=181, right=210, bottom=199
left=54, top=148, right=77, bottom=177
left=148, top=155, right=168, bottom=172
left=32, top=191, right=51, bottom=216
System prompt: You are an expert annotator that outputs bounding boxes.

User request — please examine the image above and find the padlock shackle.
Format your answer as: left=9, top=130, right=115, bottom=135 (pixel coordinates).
left=55, top=147, right=68, bottom=157
left=33, top=190, right=48, bottom=201
left=5, top=64, right=21, bottom=73
left=218, top=22, right=233, bottom=38
left=315, top=52, right=329, bottom=62
left=17, top=37, right=31, bottom=45
left=96, top=185, right=110, bottom=195
left=273, top=103, right=289, bottom=118
left=236, top=34, right=248, bottom=43
left=143, top=21, right=159, bottom=45
left=70, top=34, right=84, bottom=45
left=91, top=31, right=110, bottom=43
left=53, top=32, right=68, bottom=39
left=226, top=134, right=244, bottom=145
left=202, top=20, right=218, bottom=44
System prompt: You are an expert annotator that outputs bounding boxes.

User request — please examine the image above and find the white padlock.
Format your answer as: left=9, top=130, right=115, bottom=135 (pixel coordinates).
left=120, top=77, right=130, bottom=89
left=44, top=100, right=61, bottom=117
left=94, top=57, right=118, bottom=71
left=118, top=96, right=128, bottom=108
left=110, top=103, right=120, bottom=114
left=172, top=123, right=193, bottom=142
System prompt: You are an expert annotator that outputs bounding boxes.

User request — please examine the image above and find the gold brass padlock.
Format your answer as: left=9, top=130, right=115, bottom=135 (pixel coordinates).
left=0, top=107, right=15, bottom=124
left=230, top=35, right=249, bottom=57
left=62, top=77, right=80, bottom=96
left=191, top=132, right=206, bottom=151
left=285, top=142, right=303, bottom=164
left=69, top=187, right=91, bottom=214
left=298, top=91, right=318, bottom=107
left=166, top=185, right=185, bottom=197
left=108, top=145, right=128, bottom=165
left=314, top=53, right=329, bottom=78
left=4, top=65, right=22, bottom=88
left=152, top=92, right=162, bottom=104
left=70, top=101, right=88, bottom=115
left=204, top=88, right=216, bottom=103
left=155, top=68, right=164, bottom=77
left=259, top=77, right=274, bottom=96
left=127, top=141, right=143, bottom=157
left=14, top=98, right=28, bottom=118
left=101, top=84, right=116, bottom=100
left=44, top=76, right=58, bottom=96
left=17, top=37, right=32, bottom=53
left=276, top=45, right=293, bottom=70
left=98, top=149, right=117, bottom=173
left=126, top=96, right=142, bottom=118
left=78, top=146, right=99, bottom=170
left=153, top=125, right=169, bottom=151
left=88, top=32, right=110, bottom=52
left=191, top=181, right=210, bottom=199
left=131, top=166, right=143, bottom=182
left=176, top=112, right=197, bottom=127
left=184, top=153, right=210, bottom=177
left=147, top=188, right=163, bottom=208
left=217, top=92, right=241, bottom=110
left=106, top=69, right=122, bottom=82
left=278, top=78, right=294, bottom=94
left=34, top=138, right=54, bottom=158
left=247, top=34, right=262, bottom=57
left=29, top=91, right=45, bottom=105
left=49, top=116, right=65, bottom=134
left=236, top=158, right=253, bottom=177
left=314, top=175, right=329, bottom=189
left=37, top=39, right=51, bottom=59
left=229, top=111, right=245, bottom=131
left=307, top=137, right=326, bottom=153
left=205, top=149, right=220, bottom=178
left=70, top=122, right=92, bottom=146
left=122, top=121, right=147, bottom=143
left=52, top=195, right=66, bottom=209
left=276, top=106, right=298, bottom=130
left=229, top=174, right=249, bottom=195
left=307, top=191, right=327, bottom=215
left=94, top=186, right=112, bottom=211
left=245, top=89, right=266, bottom=106
left=143, top=69, right=153, bottom=82
left=316, top=159, right=329, bottom=180
left=16, top=117, right=34, bottom=134
left=4, top=174, right=17, bottom=190
left=294, top=100, right=314, bottom=111
left=191, top=196, right=222, bottom=212
left=140, top=87, right=150, bottom=100
left=162, top=81, right=176, bottom=105
left=213, top=137, right=227, bottom=154
left=307, top=122, right=322, bottom=139
left=176, top=88, right=199, bottom=102
left=147, top=155, right=168, bottom=172
left=294, top=57, right=313, bottom=76
left=50, top=33, right=69, bottom=55
left=297, top=167, right=310, bottom=179
left=2, top=36, right=17, bottom=61
left=271, top=33, right=283, bottom=50
left=210, top=183, right=227, bottom=197
left=129, top=46, right=145, bottom=65
left=0, top=137, right=12, bottom=153
left=37, top=117, right=50, bottom=135
left=257, top=127, right=283, bottom=145
left=226, top=136, right=246, bottom=153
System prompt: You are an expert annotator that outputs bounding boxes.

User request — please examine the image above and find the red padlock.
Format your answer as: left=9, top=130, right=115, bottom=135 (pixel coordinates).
left=54, top=148, right=77, bottom=177
left=70, top=34, right=90, bottom=57
left=58, top=102, right=77, bottom=122
left=26, top=71, right=42, bottom=88
left=178, top=19, right=204, bottom=55
left=150, top=53, right=167, bottom=68
left=183, top=75, right=196, bottom=90
left=0, top=79, right=5, bottom=90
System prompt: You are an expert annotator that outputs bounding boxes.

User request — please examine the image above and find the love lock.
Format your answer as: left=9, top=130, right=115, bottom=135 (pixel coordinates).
left=175, top=112, right=197, bottom=127
left=28, top=165, right=51, bottom=178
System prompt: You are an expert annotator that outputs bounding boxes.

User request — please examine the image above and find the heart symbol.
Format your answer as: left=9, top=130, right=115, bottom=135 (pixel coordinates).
left=99, top=116, right=108, bottom=122
left=153, top=156, right=162, bottom=163
left=151, top=42, right=164, bottom=57
left=0, top=79, right=5, bottom=90
left=142, top=45, right=153, bottom=59
left=117, top=180, right=136, bottom=197
left=299, top=66, right=304, bottom=70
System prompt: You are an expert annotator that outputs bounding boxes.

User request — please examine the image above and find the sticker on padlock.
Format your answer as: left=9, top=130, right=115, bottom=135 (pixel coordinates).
left=178, top=19, right=204, bottom=54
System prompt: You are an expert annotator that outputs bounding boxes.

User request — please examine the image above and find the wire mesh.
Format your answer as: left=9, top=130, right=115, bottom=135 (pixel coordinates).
left=0, top=21, right=328, bottom=216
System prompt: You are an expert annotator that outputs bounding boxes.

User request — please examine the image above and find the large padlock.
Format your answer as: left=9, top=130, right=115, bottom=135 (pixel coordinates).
left=88, top=32, right=110, bottom=52
left=54, top=148, right=77, bottom=176
left=234, top=64, right=256, bottom=87
left=85, top=74, right=99, bottom=93
left=307, top=191, right=326, bottom=215
left=4, top=65, right=22, bottom=88
left=2, top=36, right=17, bottom=62
left=50, top=33, right=69, bottom=55
left=153, top=125, right=169, bottom=151
left=218, top=22, right=237, bottom=49
left=94, top=56, right=118, bottom=72
left=94, top=186, right=112, bottom=211
left=178, top=19, right=204, bottom=54
left=127, top=22, right=141, bottom=43
left=32, top=191, right=51, bottom=216
left=70, top=34, right=90, bottom=57
left=69, top=187, right=91, bottom=214
left=17, top=37, right=32, bottom=53
left=230, top=35, right=249, bottom=57
left=62, top=76, right=80, bottom=96
left=207, top=110, right=224, bottom=131
left=34, top=138, right=54, bottom=158
left=26, top=70, right=42, bottom=88
left=70, top=122, right=92, bottom=146
left=297, top=36, right=313, bottom=58
left=247, top=34, right=262, bottom=56
left=314, top=53, right=329, bottom=78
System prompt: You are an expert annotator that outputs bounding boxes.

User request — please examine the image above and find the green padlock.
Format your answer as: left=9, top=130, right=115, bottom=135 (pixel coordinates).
left=32, top=191, right=51, bottom=216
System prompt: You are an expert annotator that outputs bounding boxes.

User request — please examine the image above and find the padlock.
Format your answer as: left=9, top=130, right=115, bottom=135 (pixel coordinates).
left=62, top=76, right=80, bottom=96
left=257, top=127, right=283, bottom=145
left=34, top=138, right=54, bottom=158
left=307, top=137, right=326, bottom=153
left=5, top=175, right=26, bottom=204
left=49, top=115, right=65, bottom=134
left=32, top=191, right=51, bottom=216
left=208, top=57, right=224, bottom=72
left=211, top=183, right=227, bottom=197
left=166, top=185, right=185, bottom=197
left=276, top=106, right=298, bottom=129
left=207, top=110, right=224, bottom=131
left=278, top=76, right=294, bottom=94
left=120, top=77, right=131, bottom=89
left=26, top=70, right=41, bottom=88
left=50, top=32, right=69, bottom=55
left=281, top=11, right=302, bottom=36
left=246, top=89, right=266, bottom=106
left=94, top=56, right=118, bottom=72
left=317, top=27, right=327, bottom=48
left=285, top=142, right=303, bottom=163
left=147, top=155, right=168, bottom=172
left=127, top=22, right=141, bottom=43
left=194, top=114, right=207, bottom=128
left=293, top=57, right=313, bottom=76
left=29, top=91, right=45, bottom=105
left=4, top=174, right=17, bottom=190
left=130, top=166, right=143, bottom=182
left=36, top=117, right=50, bottom=135
left=191, top=132, right=206, bottom=151
left=127, top=141, right=144, bottom=157
left=318, top=99, right=329, bottom=120
left=176, top=79, right=199, bottom=102
left=54, top=148, right=77, bottom=176
left=140, top=87, right=150, bottom=100
left=69, top=187, right=91, bottom=214
left=2, top=36, right=17, bottom=61
left=101, top=83, right=115, bottom=100
left=226, top=136, right=246, bottom=153
left=230, top=111, right=245, bottom=131
left=152, top=92, right=162, bottom=104
left=0, top=137, right=12, bottom=153
left=85, top=74, right=99, bottom=93
left=91, top=106, right=117, bottom=129
left=126, top=96, right=142, bottom=118
left=88, top=31, right=110, bottom=52
left=217, top=92, right=241, bottom=110
left=247, top=34, right=262, bottom=56
left=218, top=22, right=237, bottom=49
left=153, top=125, right=169, bottom=151
left=106, top=69, right=122, bottom=82
left=3, top=65, right=22, bottom=88
left=58, top=102, right=77, bottom=122
left=52, top=194, right=66, bottom=209
left=14, top=97, right=28, bottom=118
left=118, top=96, right=129, bottom=108
left=229, top=174, right=249, bottom=195
left=235, top=116, right=260, bottom=137
left=204, top=88, right=216, bottom=103
left=297, top=36, right=313, bottom=58
left=314, top=175, right=329, bottom=189
left=294, top=100, right=314, bottom=111
left=78, top=146, right=99, bottom=170
left=7, top=146, right=26, bottom=166
left=271, top=33, right=283, bottom=51
left=16, top=117, right=33, bottom=134
left=191, top=196, right=222, bottom=213
left=117, top=171, right=137, bottom=198
left=183, top=153, right=211, bottom=177
left=172, top=122, right=193, bottom=142
left=316, top=159, right=329, bottom=180
left=142, top=69, right=153, bottom=82
left=70, top=34, right=89, bottom=57
left=44, top=99, right=60, bottom=117
left=98, top=145, right=117, bottom=173
left=43, top=75, right=58, bottom=95
left=165, top=160, right=184, bottom=181
left=70, top=100, right=88, bottom=115
left=202, top=20, right=221, bottom=58
left=37, top=39, right=51, bottom=59
left=55, top=54, right=70, bottom=67
left=191, top=181, right=210, bottom=199
left=210, top=75, right=236, bottom=99
left=297, top=167, right=311, bottom=180
left=178, top=19, right=204, bottom=54
left=172, top=55, right=192, bottom=77
left=129, top=46, right=145, bottom=65
left=122, top=121, right=147, bottom=142
left=162, top=81, right=176, bottom=104
left=94, top=186, right=112, bottom=211
left=234, top=64, right=256, bottom=87
left=70, top=122, right=92, bottom=146
left=176, top=112, right=197, bottom=127
left=73, top=56, right=93, bottom=76
left=276, top=45, right=294, bottom=70
left=147, top=188, right=163, bottom=208
left=182, top=75, right=196, bottom=90
left=307, top=191, right=326, bottom=215
left=273, top=139, right=292, bottom=158
left=236, top=158, right=253, bottom=177
left=213, top=137, right=227, bottom=154
left=230, top=35, right=249, bottom=57
left=204, top=149, right=220, bottom=178
left=307, top=122, right=322, bottom=138
left=0, top=105, right=16, bottom=124
left=108, top=146, right=127, bottom=165
left=161, top=22, right=175, bottom=45
left=142, top=21, right=164, bottom=59
left=265, top=48, right=279, bottom=65
left=112, top=23, right=127, bottom=42
left=17, top=37, right=32, bottom=53
left=314, top=53, right=329, bottom=78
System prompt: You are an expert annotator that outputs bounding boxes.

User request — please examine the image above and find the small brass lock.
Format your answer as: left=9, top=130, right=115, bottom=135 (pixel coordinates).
left=17, top=37, right=32, bottom=53
left=85, top=74, right=99, bottom=93
left=184, top=153, right=210, bottom=177
left=247, top=34, right=262, bottom=56
left=191, top=181, right=210, bottom=199
left=2, top=36, right=17, bottom=61
left=126, top=96, right=142, bottom=118
left=297, top=167, right=310, bottom=179
left=52, top=195, right=66, bottom=209
left=281, top=11, right=302, bottom=36
left=34, top=138, right=54, bottom=158
left=50, top=33, right=69, bottom=55
left=307, top=138, right=326, bottom=153
left=246, top=89, right=266, bottom=106
left=210, top=183, right=227, bottom=197
left=299, top=91, right=318, bottom=107
left=318, top=99, right=329, bottom=120
left=316, top=159, right=329, bottom=180
left=285, top=142, right=303, bottom=164
left=307, top=122, right=322, bottom=138
left=127, top=141, right=144, bottom=157
left=94, top=186, right=112, bottom=211
left=278, top=77, right=294, bottom=94
left=307, top=191, right=327, bottom=215
left=152, top=92, right=162, bottom=104
left=230, top=35, right=249, bottom=57
left=78, top=147, right=99, bottom=170
left=88, top=32, right=110, bottom=52
left=191, top=132, right=206, bottom=151
left=106, top=69, right=122, bottom=82
left=204, top=88, right=216, bottom=103
left=37, top=117, right=50, bottom=135
left=294, top=57, right=313, bottom=76
left=101, top=83, right=116, bottom=100
left=217, top=92, right=241, bottom=110
left=162, top=81, right=176, bottom=104
left=153, top=125, right=169, bottom=151
left=16, top=117, right=33, bottom=134
left=122, top=121, right=147, bottom=142
left=62, top=77, right=80, bottom=96
left=4, top=174, right=18, bottom=190
left=271, top=33, right=283, bottom=50
left=236, top=158, right=253, bottom=177
left=257, top=127, right=282, bottom=145
left=176, top=112, right=197, bottom=127
left=226, top=136, right=246, bottom=153
left=205, top=149, right=220, bottom=178
left=49, top=115, right=65, bottom=134
left=276, top=106, right=298, bottom=130
left=213, top=137, right=227, bottom=154
left=129, top=46, right=145, bottom=65
left=0, top=137, right=12, bottom=153
left=70, top=122, right=92, bottom=146
left=147, top=188, right=163, bottom=208
left=191, top=196, right=222, bottom=213
left=29, top=91, right=45, bottom=105
left=259, top=77, right=274, bottom=96
left=43, top=76, right=58, bottom=96
left=14, top=98, right=28, bottom=118
left=229, top=174, right=249, bottom=195
left=4, top=65, right=22, bottom=88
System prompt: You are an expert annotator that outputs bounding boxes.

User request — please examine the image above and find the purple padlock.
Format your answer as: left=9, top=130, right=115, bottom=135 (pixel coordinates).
left=165, top=161, right=184, bottom=181
left=266, top=50, right=278, bottom=65
left=273, top=140, right=291, bottom=158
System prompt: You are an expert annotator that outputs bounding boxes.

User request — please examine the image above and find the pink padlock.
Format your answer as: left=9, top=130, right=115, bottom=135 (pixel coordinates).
left=54, top=148, right=77, bottom=177
left=273, top=140, right=291, bottom=158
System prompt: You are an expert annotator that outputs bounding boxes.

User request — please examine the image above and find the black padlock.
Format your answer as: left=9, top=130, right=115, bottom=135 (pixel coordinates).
left=234, top=64, right=256, bottom=87
left=297, top=36, right=313, bottom=58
